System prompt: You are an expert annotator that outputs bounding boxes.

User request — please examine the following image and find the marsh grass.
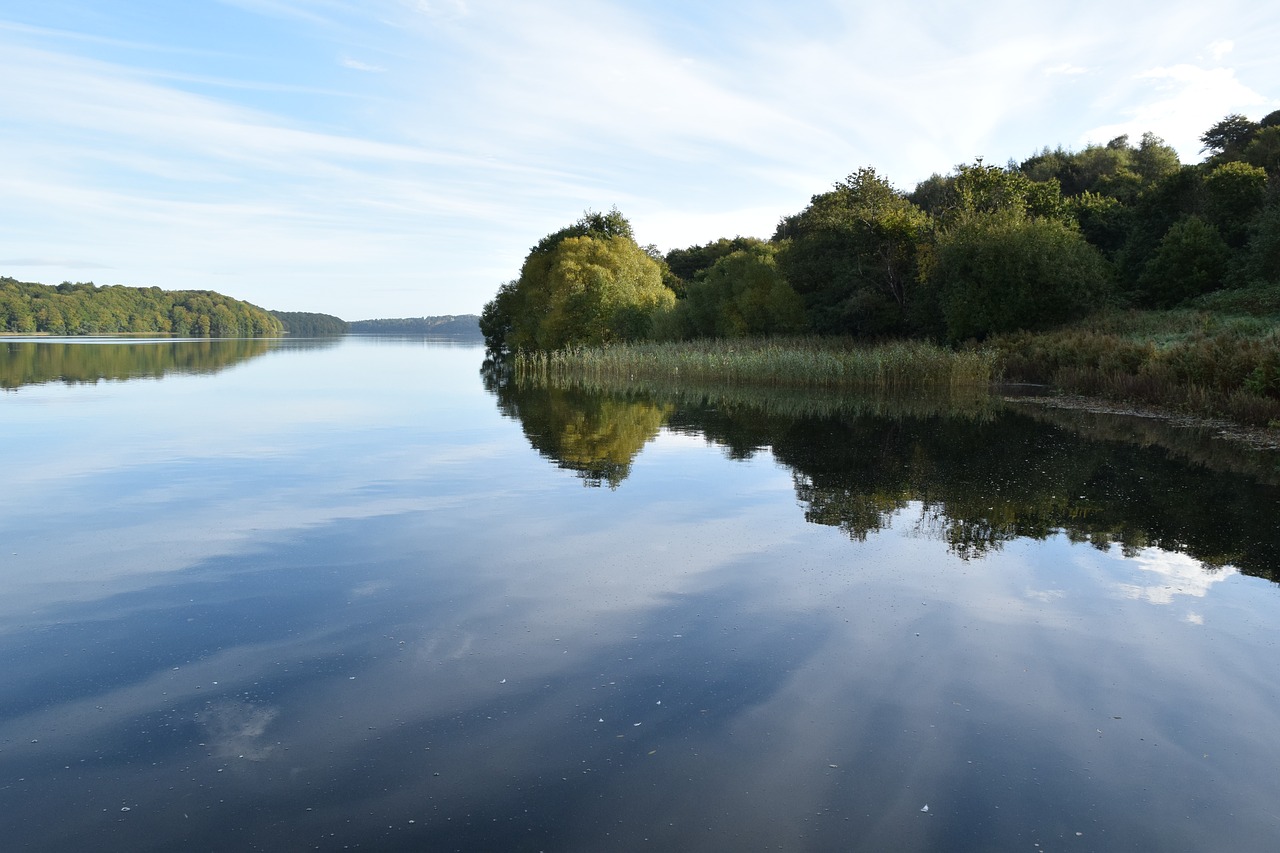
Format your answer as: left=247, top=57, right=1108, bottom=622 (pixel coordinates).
left=514, top=337, right=998, bottom=393
left=517, top=374, right=998, bottom=422
left=993, top=308, right=1280, bottom=426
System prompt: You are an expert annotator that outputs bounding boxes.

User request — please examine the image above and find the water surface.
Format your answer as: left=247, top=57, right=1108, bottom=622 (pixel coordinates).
left=2, top=336, right=1278, bottom=851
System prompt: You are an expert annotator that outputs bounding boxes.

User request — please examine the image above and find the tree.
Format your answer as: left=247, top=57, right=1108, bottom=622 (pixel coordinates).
left=1200, top=113, right=1260, bottom=159
left=775, top=167, right=932, bottom=336
left=483, top=209, right=676, bottom=353
left=932, top=215, right=1112, bottom=341
left=1137, top=216, right=1232, bottom=307
left=480, top=280, right=519, bottom=354
left=1226, top=203, right=1280, bottom=288
left=666, top=243, right=805, bottom=338
left=1202, top=161, right=1268, bottom=247
left=664, top=237, right=765, bottom=290
left=1243, top=127, right=1280, bottom=175
left=1131, top=132, right=1181, bottom=184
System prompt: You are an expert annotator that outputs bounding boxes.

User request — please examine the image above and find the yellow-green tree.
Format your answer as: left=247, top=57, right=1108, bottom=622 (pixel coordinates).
left=486, top=210, right=676, bottom=353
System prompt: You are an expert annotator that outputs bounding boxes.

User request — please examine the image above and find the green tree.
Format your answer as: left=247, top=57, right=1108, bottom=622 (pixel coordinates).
left=664, top=237, right=765, bottom=291
left=1202, top=161, right=1268, bottom=247
left=487, top=209, right=676, bottom=352
left=932, top=215, right=1112, bottom=341
left=1226, top=203, right=1280, bottom=287
left=1137, top=216, right=1232, bottom=306
left=665, top=243, right=805, bottom=338
left=1243, top=127, right=1280, bottom=175
left=479, top=280, right=519, bottom=354
left=1200, top=113, right=1260, bottom=160
left=775, top=167, right=932, bottom=336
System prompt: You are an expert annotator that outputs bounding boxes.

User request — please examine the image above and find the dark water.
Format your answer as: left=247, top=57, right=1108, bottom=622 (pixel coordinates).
left=2, top=337, right=1278, bottom=852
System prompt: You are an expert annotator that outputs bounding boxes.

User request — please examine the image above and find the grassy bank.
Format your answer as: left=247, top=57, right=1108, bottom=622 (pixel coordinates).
left=992, top=298, right=1280, bottom=427
left=508, top=296, right=1280, bottom=430
left=514, top=337, right=998, bottom=392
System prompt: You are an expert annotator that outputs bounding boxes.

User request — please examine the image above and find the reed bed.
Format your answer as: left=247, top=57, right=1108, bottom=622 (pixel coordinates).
left=513, top=337, right=999, bottom=393
left=993, top=310, right=1280, bottom=426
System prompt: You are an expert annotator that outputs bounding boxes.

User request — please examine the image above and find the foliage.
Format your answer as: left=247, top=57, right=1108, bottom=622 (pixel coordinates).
left=1226, top=203, right=1280, bottom=288
left=0, top=277, right=282, bottom=336
left=932, top=214, right=1113, bottom=341
left=1137, top=216, right=1232, bottom=307
left=349, top=315, right=481, bottom=337
left=1242, top=127, right=1280, bottom=174
left=1019, top=133, right=1179, bottom=202
left=775, top=167, right=932, bottom=336
left=272, top=311, right=349, bottom=336
left=481, top=210, right=675, bottom=353
left=993, top=307, right=1280, bottom=425
left=658, top=243, right=805, bottom=339
left=1201, top=113, right=1260, bottom=159
left=664, top=237, right=765, bottom=288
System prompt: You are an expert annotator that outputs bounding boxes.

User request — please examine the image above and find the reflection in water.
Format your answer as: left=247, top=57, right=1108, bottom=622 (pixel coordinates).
left=3, top=339, right=1279, bottom=851
left=489, top=376, right=672, bottom=488
left=489, top=377, right=1280, bottom=581
left=0, top=337, right=299, bottom=389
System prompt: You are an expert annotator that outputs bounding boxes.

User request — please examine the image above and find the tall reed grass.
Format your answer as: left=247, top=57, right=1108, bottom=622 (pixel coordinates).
left=993, top=309, right=1280, bottom=426
left=514, top=337, right=998, bottom=393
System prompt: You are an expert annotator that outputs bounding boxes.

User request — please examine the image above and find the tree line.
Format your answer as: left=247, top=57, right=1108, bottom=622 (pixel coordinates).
left=348, top=316, right=482, bottom=337
left=272, top=311, right=350, bottom=336
left=482, top=110, right=1280, bottom=353
left=1, top=278, right=282, bottom=337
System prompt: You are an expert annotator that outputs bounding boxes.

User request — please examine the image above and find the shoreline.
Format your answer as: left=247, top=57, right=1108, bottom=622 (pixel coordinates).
left=1002, top=391, right=1280, bottom=451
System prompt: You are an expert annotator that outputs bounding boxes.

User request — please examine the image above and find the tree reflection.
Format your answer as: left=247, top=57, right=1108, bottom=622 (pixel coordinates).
left=486, top=375, right=1280, bottom=581
left=0, top=338, right=298, bottom=389
left=489, top=378, right=671, bottom=488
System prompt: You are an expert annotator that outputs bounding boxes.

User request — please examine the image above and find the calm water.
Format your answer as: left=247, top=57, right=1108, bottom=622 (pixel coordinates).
left=2, top=336, right=1279, bottom=852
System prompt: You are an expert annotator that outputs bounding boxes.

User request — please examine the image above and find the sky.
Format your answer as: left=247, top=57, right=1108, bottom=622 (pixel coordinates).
left=1, top=1, right=1277, bottom=320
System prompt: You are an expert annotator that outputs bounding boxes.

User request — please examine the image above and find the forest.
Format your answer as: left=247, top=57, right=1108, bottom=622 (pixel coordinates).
left=348, top=316, right=482, bottom=337
left=480, top=109, right=1280, bottom=424
left=1, top=278, right=282, bottom=337
left=272, top=311, right=349, bottom=336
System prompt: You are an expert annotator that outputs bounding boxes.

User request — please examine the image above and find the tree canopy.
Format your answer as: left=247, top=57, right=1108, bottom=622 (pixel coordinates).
left=481, top=210, right=676, bottom=353
left=1, top=277, right=282, bottom=337
left=481, top=106, right=1279, bottom=352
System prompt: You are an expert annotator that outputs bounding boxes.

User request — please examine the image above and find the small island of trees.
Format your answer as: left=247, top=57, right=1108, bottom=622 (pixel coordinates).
left=482, top=110, right=1280, bottom=427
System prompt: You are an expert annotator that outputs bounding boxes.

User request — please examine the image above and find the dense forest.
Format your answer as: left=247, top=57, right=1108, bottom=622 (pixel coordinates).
left=349, top=316, right=482, bottom=337
left=482, top=110, right=1280, bottom=351
left=1, top=277, right=282, bottom=337
left=272, top=310, right=349, bottom=336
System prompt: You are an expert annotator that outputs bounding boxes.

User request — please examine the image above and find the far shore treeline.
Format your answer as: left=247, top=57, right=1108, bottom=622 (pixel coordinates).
left=481, top=110, right=1280, bottom=426
left=1, top=277, right=283, bottom=337
left=0, top=278, right=483, bottom=340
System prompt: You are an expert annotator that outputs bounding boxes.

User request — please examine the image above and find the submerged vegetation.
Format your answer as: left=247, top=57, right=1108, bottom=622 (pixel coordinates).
left=484, top=108, right=1280, bottom=429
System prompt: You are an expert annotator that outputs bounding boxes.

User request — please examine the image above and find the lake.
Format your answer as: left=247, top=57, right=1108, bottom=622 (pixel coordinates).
left=2, top=336, right=1278, bottom=852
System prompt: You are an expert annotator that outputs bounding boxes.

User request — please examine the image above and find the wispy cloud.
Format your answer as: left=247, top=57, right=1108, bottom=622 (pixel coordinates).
left=340, top=56, right=387, bottom=72
left=2, top=1, right=1278, bottom=317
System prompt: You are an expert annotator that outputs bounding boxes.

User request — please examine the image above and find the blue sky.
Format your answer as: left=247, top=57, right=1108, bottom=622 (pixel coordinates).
left=1, top=1, right=1276, bottom=320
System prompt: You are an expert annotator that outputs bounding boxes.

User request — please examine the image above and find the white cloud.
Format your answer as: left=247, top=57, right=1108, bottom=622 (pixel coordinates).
left=2, top=1, right=1279, bottom=316
left=340, top=56, right=387, bottom=72
left=1082, top=64, right=1271, bottom=158
left=1208, top=39, right=1235, bottom=60
left=1116, top=549, right=1236, bottom=605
